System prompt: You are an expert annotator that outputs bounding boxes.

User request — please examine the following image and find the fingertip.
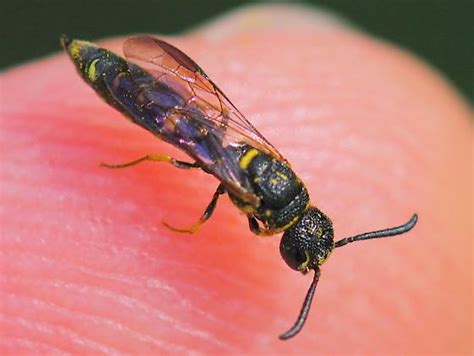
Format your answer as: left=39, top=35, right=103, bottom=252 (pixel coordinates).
left=192, top=4, right=354, bottom=40
left=3, top=8, right=471, bottom=353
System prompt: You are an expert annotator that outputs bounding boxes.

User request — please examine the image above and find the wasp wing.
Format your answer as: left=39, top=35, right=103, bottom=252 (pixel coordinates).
left=123, top=36, right=283, bottom=158
left=118, top=35, right=284, bottom=203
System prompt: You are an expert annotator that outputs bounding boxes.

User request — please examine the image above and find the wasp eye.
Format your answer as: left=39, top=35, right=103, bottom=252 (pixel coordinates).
left=280, top=244, right=308, bottom=271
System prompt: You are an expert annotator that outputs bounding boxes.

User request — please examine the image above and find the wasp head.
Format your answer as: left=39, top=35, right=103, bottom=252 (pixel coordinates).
left=280, top=206, right=334, bottom=273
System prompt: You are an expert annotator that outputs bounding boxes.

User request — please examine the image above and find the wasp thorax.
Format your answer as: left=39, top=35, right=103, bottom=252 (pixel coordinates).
left=280, top=207, right=334, bottom=272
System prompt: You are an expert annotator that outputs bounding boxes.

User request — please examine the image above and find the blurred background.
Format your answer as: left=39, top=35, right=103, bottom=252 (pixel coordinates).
left=1, top=0, right=472, bottom=101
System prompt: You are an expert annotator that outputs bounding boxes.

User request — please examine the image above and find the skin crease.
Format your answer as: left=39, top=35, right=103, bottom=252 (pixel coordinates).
left=1, top=4, right=472, bottom=354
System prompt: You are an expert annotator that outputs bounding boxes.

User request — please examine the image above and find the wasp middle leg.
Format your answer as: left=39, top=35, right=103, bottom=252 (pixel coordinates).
left=101, top=154, right=200, bottom=169
left=163, top=184, right=226, bottom=234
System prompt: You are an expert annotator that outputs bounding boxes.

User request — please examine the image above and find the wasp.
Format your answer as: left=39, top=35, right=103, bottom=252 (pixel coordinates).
left=61, top=35, right=418, bottom=340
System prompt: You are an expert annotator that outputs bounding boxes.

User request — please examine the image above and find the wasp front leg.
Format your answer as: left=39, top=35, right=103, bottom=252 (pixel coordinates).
left=247, top=216, right=277, bottom=237
left=100, top=154, right=200, bottom=169
left=163, top=184, right=226, bottom=234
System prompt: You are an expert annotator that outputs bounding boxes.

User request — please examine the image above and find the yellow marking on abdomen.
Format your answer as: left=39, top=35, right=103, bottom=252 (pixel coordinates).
left=239, top=148, right=259, bottom=170
left=69, top=41, right=82, bottom=58
left=87, top=58, right=100, bottom=81
left=276, top=171, right=288, bottom=180
left=69, top=39, right=96, bottom=59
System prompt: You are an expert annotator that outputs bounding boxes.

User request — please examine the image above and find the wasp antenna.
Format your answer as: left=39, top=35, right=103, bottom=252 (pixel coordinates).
left=334, top=213, right=418, bottom=248
left=279, top=268, right=321, bottom=340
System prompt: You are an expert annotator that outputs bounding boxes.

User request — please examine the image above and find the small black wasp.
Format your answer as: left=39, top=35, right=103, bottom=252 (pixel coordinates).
left=62, top=35, right=417, bottom=339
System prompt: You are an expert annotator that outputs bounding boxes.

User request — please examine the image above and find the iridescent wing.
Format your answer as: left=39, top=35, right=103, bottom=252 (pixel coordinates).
left=121, top=35, right=285, bottom=203
left=123, top=36, right=283, bottom=159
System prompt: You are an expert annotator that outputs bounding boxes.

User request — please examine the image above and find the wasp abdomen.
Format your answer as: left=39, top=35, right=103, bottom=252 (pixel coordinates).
left=88, top=54, right=218, bottom=165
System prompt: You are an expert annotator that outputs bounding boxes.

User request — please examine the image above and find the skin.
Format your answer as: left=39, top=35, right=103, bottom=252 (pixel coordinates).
left=1, top=5, right=472, bottom=354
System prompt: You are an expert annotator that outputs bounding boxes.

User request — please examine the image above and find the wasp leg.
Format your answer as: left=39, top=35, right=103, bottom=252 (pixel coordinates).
left=100, top=154, right=200, bottom=169
left=248, top=216, right=275, bottom=237
left=163, top=184, right=226, bottom=234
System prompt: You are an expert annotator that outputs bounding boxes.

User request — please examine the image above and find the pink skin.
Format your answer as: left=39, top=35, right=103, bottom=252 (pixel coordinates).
left=1, top=5, right=472, bottom=354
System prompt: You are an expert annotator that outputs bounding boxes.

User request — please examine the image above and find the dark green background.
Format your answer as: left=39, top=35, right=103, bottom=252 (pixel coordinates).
left=2, top=0, right=473, bottom=100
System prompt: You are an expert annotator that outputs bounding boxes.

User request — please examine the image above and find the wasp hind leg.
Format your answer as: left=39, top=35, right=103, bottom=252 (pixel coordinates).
left=163, top=184, right=226, bottom=234
left=100, top=154, right=200, bottom=169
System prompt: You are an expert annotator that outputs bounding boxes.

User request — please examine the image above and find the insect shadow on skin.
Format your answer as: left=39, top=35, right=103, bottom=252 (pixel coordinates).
left=61, top=34, right=418, bottom=340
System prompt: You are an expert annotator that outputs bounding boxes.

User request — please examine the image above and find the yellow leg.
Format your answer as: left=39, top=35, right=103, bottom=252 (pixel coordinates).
left=163, top=184, right=225, bottom=234
left=101, top=154, right=199, bottom=169
left=163, top=219, right=204, bottom=234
